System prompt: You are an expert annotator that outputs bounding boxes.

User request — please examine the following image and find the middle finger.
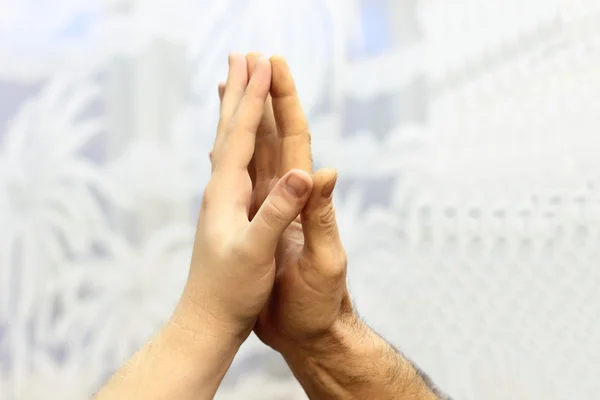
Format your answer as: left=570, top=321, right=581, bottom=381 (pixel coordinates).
left=247, top=52, right=279, bottom=185
left=270, top=55, right=313, bottom=175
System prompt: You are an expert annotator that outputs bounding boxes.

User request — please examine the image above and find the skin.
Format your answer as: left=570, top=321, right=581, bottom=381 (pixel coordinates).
left=96, top=53, right=448, bottom=400
left=219, top=53, right=448, bottom=400
left=218, top=54, right=349, bottom=351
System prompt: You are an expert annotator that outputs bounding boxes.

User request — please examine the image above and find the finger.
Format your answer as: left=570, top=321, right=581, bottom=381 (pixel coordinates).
left=270, top=55, right=312, bottom=174
left=245, top=169, right=313, bottom=255
left=218, top=56, right=272, bottom=172
left=213, top=53, right=248, bottom=167
left=301, top=168, right=346, bottom=278
left=220, top=53, right=248, bottom=123
left=245, top=53, right=262, bottom=189
left=247, top=53, right=279, bottom=187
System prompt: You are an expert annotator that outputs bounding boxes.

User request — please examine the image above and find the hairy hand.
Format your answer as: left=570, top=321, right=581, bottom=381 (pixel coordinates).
left=219, top=53, right=353, bottom=352
left=176, top=53, right=314, bottom=342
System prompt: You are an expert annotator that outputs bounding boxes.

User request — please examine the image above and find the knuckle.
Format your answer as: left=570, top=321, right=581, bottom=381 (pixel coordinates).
left=317, top=204, right=338, bottom=233
left=198, top=227, right=228, bottom=258
left=210, top=238, right=229, bottom=258
left=283, top=127, right=310, bottom=140
left=229, top=115, right=257, bottom=140
left=218, top=124, right=235, bottom=146
left=216, top=118, right=231, bottom=137
left=326, top=251, right=347, bottom=279
left=323, top=265, right=346, bottom=281
left=305, top=248, right=347, bottom=280
left=210, top=150, right=221, bottom=171
left=248, top=86, right=266, bottom=103
left=261, top=196, right=290, bottom=227
left=201, top=186, right=215, bottom=209
left=230, top=240, right=255, bottom=262
left=337, top=249, right=348, bottom=271
left=227, top=118, right=237, bottom=134
left=231, top=237, right=270, bottom=265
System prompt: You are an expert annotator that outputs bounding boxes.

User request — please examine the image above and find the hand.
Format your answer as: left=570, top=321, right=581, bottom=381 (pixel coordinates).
left=215, top=55, right=447, bottom=400
left=176, top=53, right=314, bottom=342
left=98, top=53, right=446, bottom=400
left=219, top=53, right=354, bottom=353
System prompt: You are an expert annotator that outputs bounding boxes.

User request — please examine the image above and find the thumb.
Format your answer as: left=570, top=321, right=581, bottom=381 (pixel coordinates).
left=301, top=168, right=346, bottom=274
left=244, top=169, right=313, bottom=254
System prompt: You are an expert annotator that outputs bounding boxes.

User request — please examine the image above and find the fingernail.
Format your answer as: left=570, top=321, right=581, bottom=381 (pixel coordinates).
left=321, top=177, right=337, bottom=198
left=285, top=174, right=309, bottom=198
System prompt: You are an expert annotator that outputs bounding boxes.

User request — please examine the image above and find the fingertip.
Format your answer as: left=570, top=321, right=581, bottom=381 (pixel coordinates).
left=247, top=52, right=262, bottom=61
left=303, top=168, right=337, bottom=216
left=301, top=170, right=342, bottom=255
left=311, top=168, right=338, bottom=198
left=283, top=169, right=313, bottom=199
left=255, top=55, right=271, bottom=72
left=246, top=52, right=261, bottom=74
left=247, top=55, right=272, bottom=93
left=225, top=52, right=248, bottom=87
left=228, top=52, right=245, bottom=65
left=319, top=168, right=338, bottom=198
left=269, top=54, right=288, bottom=69
left=269, top=55, right=294, bottom=97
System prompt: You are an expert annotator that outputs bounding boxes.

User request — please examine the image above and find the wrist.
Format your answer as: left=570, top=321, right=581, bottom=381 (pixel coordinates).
left=280, top=315, right=436, bottom=400
left=159, top=304, right=244, bottom=392
left=278, top=312, right=368, bottom=374
left=279, top=315, right=400, bottom=399
left=174, top=283, right=254, bottom=344
left=279, top=311, right=365, bottom=358
left=170, top=294, right=247, bottom=349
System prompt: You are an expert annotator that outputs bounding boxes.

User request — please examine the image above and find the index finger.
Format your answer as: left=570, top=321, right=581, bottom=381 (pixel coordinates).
left=210, top=57, right=272, bottom=212
left=270, top=56, right=312, bottom=174
left=213, top=53, right=248, bottom=170
left=218, top=56, right=272, bottom=172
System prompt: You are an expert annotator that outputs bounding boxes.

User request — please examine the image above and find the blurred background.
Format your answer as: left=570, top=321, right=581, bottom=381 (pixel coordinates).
left=1, top=0, right=600, bottom=398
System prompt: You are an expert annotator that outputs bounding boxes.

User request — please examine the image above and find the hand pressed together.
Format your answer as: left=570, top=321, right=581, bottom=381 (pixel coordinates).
left=178, top=53, right=315, bottom=341
left=96, top=52, right=449, bottom=400
left=217, top=53, right=352, bottom=353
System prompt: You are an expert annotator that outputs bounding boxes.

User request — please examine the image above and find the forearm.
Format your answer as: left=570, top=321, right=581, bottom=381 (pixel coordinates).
left=94, top=305, right=242, bottom=400
left=282, top=317, right=448, bottom=400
